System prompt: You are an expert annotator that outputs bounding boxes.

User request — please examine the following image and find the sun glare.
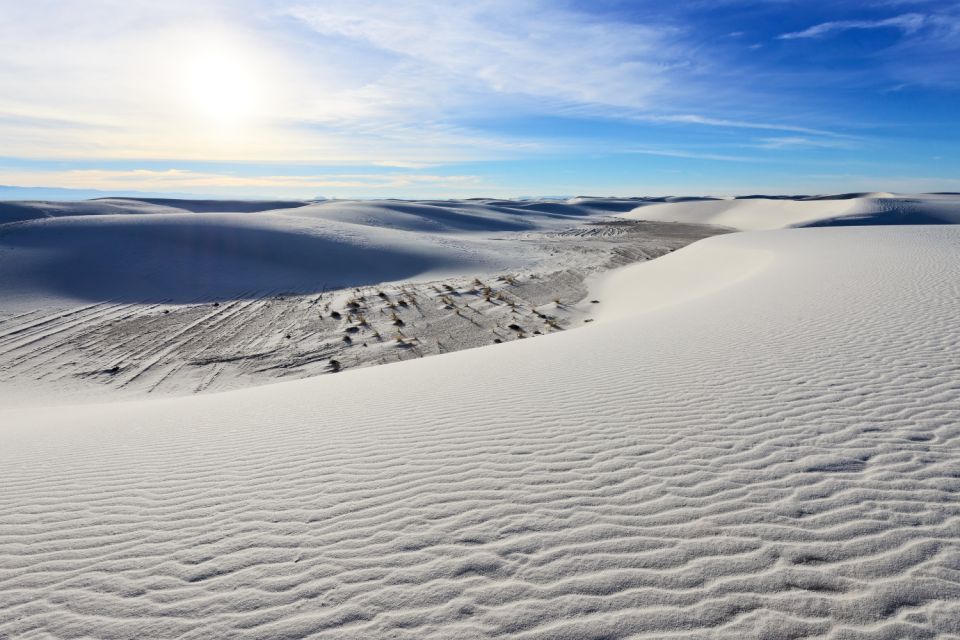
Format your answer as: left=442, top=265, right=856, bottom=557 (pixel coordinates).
left=185, top=51, right=258, bottom=125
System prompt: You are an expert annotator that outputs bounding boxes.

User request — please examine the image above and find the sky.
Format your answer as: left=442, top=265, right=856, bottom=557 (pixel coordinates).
left=0, top=0, right=958, bottom=199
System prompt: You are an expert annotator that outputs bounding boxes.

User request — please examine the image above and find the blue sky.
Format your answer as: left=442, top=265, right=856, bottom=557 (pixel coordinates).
left=0, top=0, right=958, bottom=198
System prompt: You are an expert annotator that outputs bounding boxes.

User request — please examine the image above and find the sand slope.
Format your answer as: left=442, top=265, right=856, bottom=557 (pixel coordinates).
left=0, top=197, right=650, bottom=312
left=621, top=193, right=960, bottom=230
left=2, top=225, right=959, bottom=638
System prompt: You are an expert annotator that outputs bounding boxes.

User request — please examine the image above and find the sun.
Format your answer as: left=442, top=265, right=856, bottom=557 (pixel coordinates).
left=185, top=51, right=258, bottom=125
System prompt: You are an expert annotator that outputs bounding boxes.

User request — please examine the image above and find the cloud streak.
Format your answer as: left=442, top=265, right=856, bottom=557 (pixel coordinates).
left=0, top=168, right=485, bottom=197
left=284, top=0, right=684, bottom=111
left=779, top=13, right=927, bottom=39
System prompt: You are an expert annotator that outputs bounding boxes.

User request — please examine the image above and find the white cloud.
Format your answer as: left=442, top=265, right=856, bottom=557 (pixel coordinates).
left=752, top=136, right=854, bottom=149
left=0, top=0, right=868, bottom=170
left=779, top=13, right=927, bottom=39
left=283, top=0, right=683, bottom=111
left=0, top=167, right=485, bottom=197
left=0, top=0, right=703, bottom=165
left=628, top=148, right=759, bottom=162
left=637, top=114, right=843, bottom=137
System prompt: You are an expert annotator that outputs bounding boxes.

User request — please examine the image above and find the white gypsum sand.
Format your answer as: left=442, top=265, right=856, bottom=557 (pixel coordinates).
left=1, top=195, right=960, bottom=637
left=0, top=200, right=725, bottom=401
left=619, top=192, right=960, bottom=230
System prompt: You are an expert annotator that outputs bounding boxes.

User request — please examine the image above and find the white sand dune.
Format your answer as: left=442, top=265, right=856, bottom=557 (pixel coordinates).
left=0, top=200, right=566, bottom=311
left=0, top=197, right=655, bottom=313
left=620, top=192, right=960, bottom=230
left=3, top=217, right=960, bottom=637
left=0, top=212, right=515, bottom=307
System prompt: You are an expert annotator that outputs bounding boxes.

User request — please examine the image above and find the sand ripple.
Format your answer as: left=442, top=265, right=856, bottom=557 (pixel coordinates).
left=1, top=226, right=959, bottom=638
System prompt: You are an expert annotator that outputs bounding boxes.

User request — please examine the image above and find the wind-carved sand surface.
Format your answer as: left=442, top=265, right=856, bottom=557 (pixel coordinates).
left=0, top=199, right=724, bottom=400
left=2, top=194, right=960, bottom=638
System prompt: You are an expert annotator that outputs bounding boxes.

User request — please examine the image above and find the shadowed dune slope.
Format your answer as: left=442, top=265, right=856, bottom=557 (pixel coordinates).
left=0, top=197, right=627, bottom=306
left=0, top=213, right=505, bottom=304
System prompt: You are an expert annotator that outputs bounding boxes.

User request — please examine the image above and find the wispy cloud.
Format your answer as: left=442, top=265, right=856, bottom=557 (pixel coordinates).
left=637, top=114, right=844, bottom=137
left=283, top=0, right=684, bottom=111
left=0, top=168, right=485, bottom=197
left=1, top=0, right=852, bottom=169
left=0, top=1, right=955, bottom=196
left=628, top=148, right=760, bottom=163
left=0, top=0, right=722, bottom=166
left=751, top=136, right=855, bottom=150
left=779, top=13, right=926, bottom=39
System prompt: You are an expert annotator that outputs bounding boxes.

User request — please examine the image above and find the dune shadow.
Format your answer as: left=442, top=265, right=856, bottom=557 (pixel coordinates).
left=97, top=198, right=312, bottom=213
left=798, top=210, right=956, bottom=227
left=1, top=217, right=451, bottom=303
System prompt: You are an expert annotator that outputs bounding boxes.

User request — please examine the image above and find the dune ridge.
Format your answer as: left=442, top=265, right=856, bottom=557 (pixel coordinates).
left=619, top=192, right=960, bottom=230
